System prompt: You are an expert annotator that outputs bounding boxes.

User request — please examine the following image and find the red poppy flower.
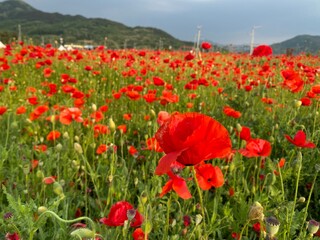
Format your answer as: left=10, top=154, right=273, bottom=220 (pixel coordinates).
left=0, top=106, right=7, bottom=115
left=100, top=201, right=143, bottom=227
left=5, top=232, right=20, bottom=240
left=155, top=112, right=232, bottom=175
left=42, top=176, right=56, bottom=184
left=157, top=111, right=171, bottom=126
left=146, top=137, right=163, bottom=152
left=201, top=42, right=212, bottom=50
left=236, top=126, right=251, bottom=141
left=238, top=138, right=272, bottom=158
left=46, top=130, right=61, bottom=141
left=96, top=144, right=108, bottom=154
left=132, top=228, right=147, bottom=240
left=252, top=45, right=272, bottom=57
left=285, top=130, right=316, bottom=148
left=195, top=163, right=224, bottom=190
left=159, top=171, right=192, bottom=199
left=223, top=106, right=241, bottom=118
left=59, top=107, right=83, bottom=125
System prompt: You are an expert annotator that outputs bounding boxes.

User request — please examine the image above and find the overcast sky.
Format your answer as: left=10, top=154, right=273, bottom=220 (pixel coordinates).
left=2, top=0, right=320, bottom=45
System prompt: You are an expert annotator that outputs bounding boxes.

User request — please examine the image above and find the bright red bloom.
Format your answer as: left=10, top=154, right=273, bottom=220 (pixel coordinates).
left=146, top=137, right=163, bottom=152
left=42, top=176, right=56, bottom=184
left=201, top=42, right=212, bottom=50
left=223, top=106, right=241, bottom=118
left=238, top=138, right=272, bottom=158
left=5, top=232, right=20, bottom=240
left=155, top=112, right=232, bottom=175
left=300, top=97, right=312, bottom=106
left=96, top=144, right=108, bottom=154
left=100, top=201, right=143, bottom=227
left=59, top=107, right=83, bottom=125
left=132, top=228, right=147, bottom=240
left=252, top=45, right=272, bottom=57
left=159, top=171, right=192, bottom=199
left=285, top=130, right=316, bottom=148
left=128, top=146, right=138, bottom=156
left=16, top=106, right=26, bottom=115
left=47, top=130, right=61, bottom=141
left=0, top=106, right=7, bottom=115
left=237, top=126, right=251, bottom=141
left=117, top=124, right=127, bottom=134
left=195, top=163, right=224, bottom=190
left=157, top=111, right=171, bottom=126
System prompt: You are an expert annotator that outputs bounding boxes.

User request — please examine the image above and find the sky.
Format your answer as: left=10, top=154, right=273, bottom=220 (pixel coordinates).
left=2, top=0, right=320, bottom=45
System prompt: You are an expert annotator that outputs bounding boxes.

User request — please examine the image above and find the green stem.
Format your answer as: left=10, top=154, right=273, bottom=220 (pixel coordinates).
left=299, top=170, right=318, bottom=236
left=239, top=220, right=250, bottom=239
left=192, top=166, right=206, bottom=230
left=30, top=210, right=95, bottom=240
left=163, top=194, right=172, bottom=239
left=287, top=151, right=302, bottom=238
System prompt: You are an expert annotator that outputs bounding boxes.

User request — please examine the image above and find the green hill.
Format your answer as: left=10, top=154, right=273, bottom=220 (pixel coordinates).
left=0, top=0, right=193, bottom=49
left=271, top=35, right=320, bottom=55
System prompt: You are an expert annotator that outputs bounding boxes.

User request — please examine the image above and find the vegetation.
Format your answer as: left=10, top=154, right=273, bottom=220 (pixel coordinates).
left=0, top=42, right=319, bottom=239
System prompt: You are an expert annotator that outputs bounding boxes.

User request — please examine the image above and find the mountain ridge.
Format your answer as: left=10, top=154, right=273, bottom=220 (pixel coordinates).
left=0, top=0, right=194, bottom=49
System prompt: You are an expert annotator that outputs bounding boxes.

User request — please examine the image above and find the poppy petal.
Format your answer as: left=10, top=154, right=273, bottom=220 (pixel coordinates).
left=155, top=149, right=185, bottom=175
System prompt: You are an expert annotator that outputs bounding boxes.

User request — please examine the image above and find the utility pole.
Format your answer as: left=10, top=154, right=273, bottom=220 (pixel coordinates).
left=18, top=24, right=21, bottom=43
left=195, top=25, right=202, bottom=58
left=250, top=25, right=261, bottom=55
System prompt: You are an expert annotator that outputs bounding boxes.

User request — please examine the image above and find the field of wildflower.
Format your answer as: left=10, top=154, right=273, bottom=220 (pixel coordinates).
left=0, top=42, right=319, bottom=239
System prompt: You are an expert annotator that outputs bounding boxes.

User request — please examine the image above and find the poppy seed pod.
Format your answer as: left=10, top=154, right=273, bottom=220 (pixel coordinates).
left=265, top=216, right=280, bottom=238
left=308, top=220, right=320, bottom=235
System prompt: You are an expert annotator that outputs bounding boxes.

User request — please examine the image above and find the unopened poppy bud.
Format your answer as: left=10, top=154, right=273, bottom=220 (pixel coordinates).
left=91, top=103, right=97, bottom=111
left=308, top=220, right=320, bottom=235
left=74, top=143, right=83, bottom=154
left=134, top=177, right=139, bottom=186
left=265, top=216, right=280, bottom=238
left=195, top=214, right=203, bottom=226
left=108, top=175, right=113, bottom=183
left=70, top=228, right=95, bottom=238
left=145, top=221, right=153, bottom=234
left=150, top=109, right=156, bottom=117
left=50, top=115, right=55, bottom=123
left=40, top=137, right=44, bottom=143
left=108, top=118, right=115, bottom=132
left=297, top=197, right=306, bottom=203
left=53, top=182, right=64, bottom=197
left=248, top=202, right=264, bottom=221
left=36, top=170, right=44, bottom=178
left=294, top=100, right=302, bottom=108
left=141, top=192, right=147, bottom=205
left=22, top=164, right=30, bottom=175
left=37, top=206, right=47, bottom=214
left=63, top=132, right=69, bottom=139
left=236, top=123, right=242, bottom=132
left=55, top=143, right=63, bottom=152
left=74, top=136, right=80, bottom=142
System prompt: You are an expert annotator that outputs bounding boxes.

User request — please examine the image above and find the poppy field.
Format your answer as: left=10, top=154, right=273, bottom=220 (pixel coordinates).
left=0, top=42, right=319, bottom=239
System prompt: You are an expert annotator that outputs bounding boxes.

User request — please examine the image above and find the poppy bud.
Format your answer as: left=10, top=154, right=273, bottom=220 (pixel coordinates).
left=55, top=143, right=63, bottom=152
left=40, top=137, right=44, bottom=143
left=38, top=206, right=47, bottom=214
left=36, top=170, right=44, bottom=178
left=91, top=103, right=97, bottom=111
left=145, top=220, right=153, bottom=234
left=141, top=192, right=147, bottom=205
left=63, top=132, right=69, bottom=139
left=297, top=197, right=306, bottom=203
left=195, top=214, right=203, bottom=226
left=70, top=228, right=95, bottom=238
left=236, top=123, right=242, bottom=133
left=53, top=182, right=64, bottom=197
left=294, top=100, right=302, bottom=108
left=108, top=118, right=116, bottom=132
left=74, top=136, right=80, bottom=142
left=74, top=143, right=83, bottom=154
